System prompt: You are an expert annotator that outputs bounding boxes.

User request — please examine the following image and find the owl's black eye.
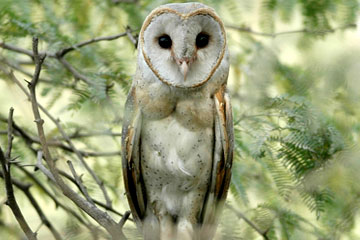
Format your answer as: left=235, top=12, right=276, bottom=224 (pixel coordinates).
left=158, top=35, right=172, bottom=49
left=196, top=33, right=210, bottom=48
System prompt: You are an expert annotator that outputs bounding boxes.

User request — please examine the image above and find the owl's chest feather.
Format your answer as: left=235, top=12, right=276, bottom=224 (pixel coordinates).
left=141, top=113, right=213, bottom=197
left=140, top=95, right=214, bottom=202
left=136, top=84, right=214, bottom=129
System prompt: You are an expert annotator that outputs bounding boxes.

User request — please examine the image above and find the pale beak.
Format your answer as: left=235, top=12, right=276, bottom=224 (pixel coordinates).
left=176, top=58, right=191, bottom=81
left=180, top=61, right=189, bottom=80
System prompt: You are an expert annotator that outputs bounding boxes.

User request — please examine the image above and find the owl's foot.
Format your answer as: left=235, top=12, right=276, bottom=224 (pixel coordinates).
left=176, top=219, right=193, bottom=240
left=160, top=215, right=175, bottom=240
left=143, top=214, right=160, bottom=240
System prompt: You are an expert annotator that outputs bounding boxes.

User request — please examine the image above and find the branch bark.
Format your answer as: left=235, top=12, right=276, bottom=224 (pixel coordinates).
left=0, top=30, right=134, bottom=86
left=0, top=108, right=38, bottom=240
left=26, top=36, right=126, bottom=240
left=226, top=204, right=269, bottom=240
left=226, top=23, right=357, bottom=38
left=0, top=170, right=62, bottom=240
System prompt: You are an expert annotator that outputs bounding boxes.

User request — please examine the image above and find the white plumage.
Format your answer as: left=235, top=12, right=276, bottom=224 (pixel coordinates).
left=122, top=3, right=233, bottom=239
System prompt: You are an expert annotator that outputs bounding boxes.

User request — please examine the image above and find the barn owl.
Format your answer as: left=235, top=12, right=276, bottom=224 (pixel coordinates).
left=122, top=2, right=233, bottom=240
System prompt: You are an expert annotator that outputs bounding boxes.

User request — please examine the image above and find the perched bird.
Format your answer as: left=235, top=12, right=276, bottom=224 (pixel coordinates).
left=122, top=2, right=233, bottom=239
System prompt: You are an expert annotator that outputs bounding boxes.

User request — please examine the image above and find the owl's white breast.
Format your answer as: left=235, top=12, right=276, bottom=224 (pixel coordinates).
left=141, top=105, right=214, bottom=215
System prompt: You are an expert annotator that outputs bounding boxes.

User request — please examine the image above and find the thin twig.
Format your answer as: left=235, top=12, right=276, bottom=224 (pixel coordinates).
left=67, top=160, right=95, bottom=205
left=14, top=163, right=98, bottom=231
left=125, top=26, right=138, bottom=48
left=0, top=42, right=34, bottom=58
left=57, top=57, right=93, bottom=85
left=118, top=211, right=131, bottom=228
left=66, top=130, right=122, bottom=139
left=226, top=204, right=269, bottom=240
left=35, top=151, right=55, bottom=182
left=0, top=108, right=37, bottom=240
left=0, top=170, right=62, bottom=240
left=56, top=31, right=132, bottom=57
left=0, top=64, right=115, bottom=207
left=58, top=169, right=133, bottom=221
left=0, top=29, right=135, bottom=85
left=0, top=117, right=121, bottom=158
left=0, top=57, right=75, bottom=89
left=226, top=23, right=357, bottom=38
left=27, top=36, right=126, bottom=239
left=0, top=30, right=133, bottom=59
left=0, top=30, right=135, bottom=86
left=5, top=107, right=14, bottom=160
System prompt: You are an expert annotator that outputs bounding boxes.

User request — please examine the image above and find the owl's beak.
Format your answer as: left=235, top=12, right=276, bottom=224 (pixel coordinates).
left=180, top=61, right=189, bottom=80
left=177, top=58, right=191, bottom=80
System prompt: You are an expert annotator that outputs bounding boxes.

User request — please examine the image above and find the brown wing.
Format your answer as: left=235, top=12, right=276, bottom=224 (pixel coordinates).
left=213, top=84, right=234, bottom=201
left=121, top=87, right=146, bottom=227
left=200, top=84, right=234, bottom=236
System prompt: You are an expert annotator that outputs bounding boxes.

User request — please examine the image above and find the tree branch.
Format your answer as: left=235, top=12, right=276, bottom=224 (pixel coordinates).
left=57, top=169, right=133, bottom=221
left=226, top=204, right=269, bottom=240
left=0, top=30, right=134, bottom=86
left=0, top=108, right=37, bottom=240
left=226, top=23, right=357, bottom=38
left=0, top=42, right=34, bottom=58
left=0, top=63, right=116, bottom=207
left=26, top=36, right=126, bottom=239
left=0, top=170, right=62, bottom=240
left=14, top=163, right=98, bottom=232
left=56, top=31, right=132, bottom=57
left=118, top=211, right=131, bottom=228
left=125, top=26, right=138, bottom=48
left=5, top=108, right=14, bottom=160
left=56, top=57, right=93, bottom=85
left=67, top=160, right=95, bottom=205
left=0, top=57, right=76, bottom=89
left=0, top=117, right=121, bottom=158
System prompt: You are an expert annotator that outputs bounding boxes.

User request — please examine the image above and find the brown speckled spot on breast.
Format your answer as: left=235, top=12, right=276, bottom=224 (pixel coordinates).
left=174, top=97, right=214, bottom=130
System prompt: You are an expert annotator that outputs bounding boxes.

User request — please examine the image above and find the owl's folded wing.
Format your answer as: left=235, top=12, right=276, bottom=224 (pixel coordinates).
left=121, top=87, right=146, bottom=227
left=200, top=84, right=234, bottom=232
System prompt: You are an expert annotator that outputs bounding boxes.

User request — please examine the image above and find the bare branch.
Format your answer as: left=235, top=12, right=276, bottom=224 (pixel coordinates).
left=5, top=107, right=14, bottom=160
left=0, top=57, right=75, bottom=89
left=0, top=30, right=133, bottom=59
left=126, top=26, right=138, bottom=48
left=56, top=31, right=133, bottom=57
left=26, top=37, right=126, bottom=239
left=0, top=117, right=121, bottom=158
left=0, top=108, right=37, bottom=240
left=35, top=151, right=55, bottom=182
left=226, top=204, right=269, bottom=240
left=0, top=170, right=62, bottom=240
left=57, top=57, right=93, bottom=85
left=112, top=0, right=138, bottom=4
left=1, top=30, right=134, bottom=87
left=0, top=42, right=34, bottom=58
left=45, top=116, right=114, bottom=207
left=118, top=211, right=131, bottom=228
left=14, top=163, right=98, bottom=231
left=0, top=64, right=116, bottom=209
left=226, top=23, right=357, bottom=38
left=65, top=130, right=122, bottom=139
left=67, top=160, right=95, bottom=205
left=58, top=169, right=133, bottom=221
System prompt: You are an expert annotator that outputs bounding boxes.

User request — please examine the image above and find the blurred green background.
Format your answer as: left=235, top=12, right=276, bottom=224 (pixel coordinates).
left=0, top=0, right=360, bottom=239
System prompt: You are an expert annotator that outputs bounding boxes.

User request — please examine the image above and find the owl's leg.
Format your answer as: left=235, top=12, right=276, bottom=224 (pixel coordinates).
left=176, top=190, right=207, bottom=239
left=159, top=215, right=175, bottom=240
left=143, top=208, right=160, bottom=240
left=176, top=218, right=193, bottom=240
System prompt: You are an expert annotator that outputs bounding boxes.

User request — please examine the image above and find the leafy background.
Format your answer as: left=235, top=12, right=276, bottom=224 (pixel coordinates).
left=0, top=0, right=360, bottom=239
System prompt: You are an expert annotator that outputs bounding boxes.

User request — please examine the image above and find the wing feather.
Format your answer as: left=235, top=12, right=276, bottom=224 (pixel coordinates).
left=200, top=85, right=233, bottom=236
left=121, top=87, right=146, bottom=227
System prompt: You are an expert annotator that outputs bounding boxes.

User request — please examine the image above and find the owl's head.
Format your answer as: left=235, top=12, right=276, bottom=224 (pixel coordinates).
left=139, top=3, right=228, bottom=88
